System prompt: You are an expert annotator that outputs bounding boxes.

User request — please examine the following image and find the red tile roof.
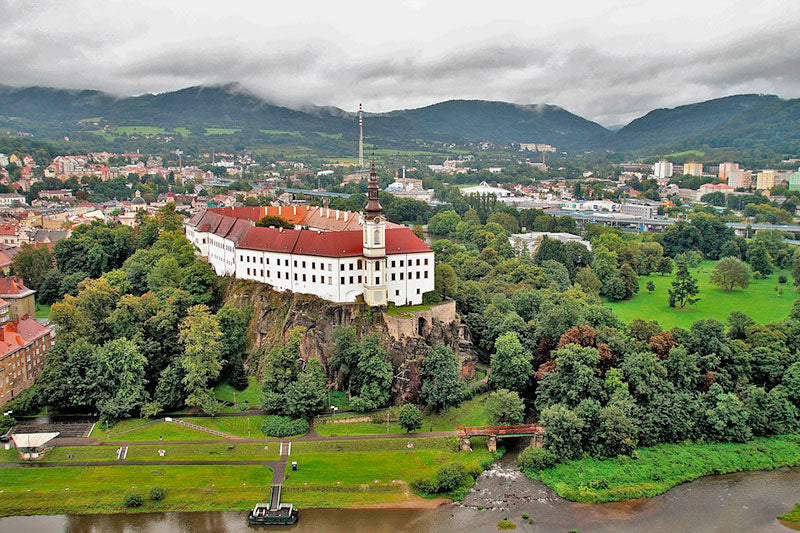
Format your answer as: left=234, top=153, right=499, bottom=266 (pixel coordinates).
left=237, top=227, right=300, bottom=253
left=385, top=227, right=432, bottom=255
left=0, top=317, right=51, bottom=358
left=294, top=230, right=364, bottom=257
left=0, top=276, right=33, bottom=296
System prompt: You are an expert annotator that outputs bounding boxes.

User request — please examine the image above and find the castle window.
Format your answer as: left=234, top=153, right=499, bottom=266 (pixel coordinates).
left=391, top=273, right=396, bottom=281
left=341, top=276, right=345, bottom=284
left=424, top=271, right=428, bottom=278
left=349, top=276, right=354, bottom=284
left=374, top=229, right=380, bottom=244
left=312, top=275, right=316, bottom=283
left=400, top=273, right=404, bottom=280
left=375, top=262, right=380, bottom=271
left=424, top=258, right=429, bottom=265
left=303, top=274, right=306, bottom=282
left=358, top=275, right=362, bottom=283
left=391, top=260, right=396, bottom=268
left=400, top=260, right=404, bottom=267
left=416, top=259, right=420, bottom=266
left=358, top=259, right=362, bottom=269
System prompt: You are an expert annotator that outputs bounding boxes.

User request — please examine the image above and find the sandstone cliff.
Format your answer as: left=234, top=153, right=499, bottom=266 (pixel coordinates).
left=223, top=279, right=477, bottom=403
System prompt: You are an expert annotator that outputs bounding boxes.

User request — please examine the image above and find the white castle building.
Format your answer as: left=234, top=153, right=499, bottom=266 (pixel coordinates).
left=185, top=165, right=435, bottom=306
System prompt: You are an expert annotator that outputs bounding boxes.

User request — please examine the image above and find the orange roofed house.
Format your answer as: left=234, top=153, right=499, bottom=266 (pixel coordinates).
left=0, top=277, right=36, bottom=320
left=184, top=165, right=435, bottom=307
left=0, top=294, right=52, bottom=405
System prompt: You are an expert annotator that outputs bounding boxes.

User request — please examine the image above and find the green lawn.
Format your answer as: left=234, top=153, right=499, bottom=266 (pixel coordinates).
left=36, top=443, right=280, bottom=463
left=316, top=132, right=342, bottom=139
left=663, top=149, right=706, bottom=159
left=283, top=436, right=493, bottom=507
left=328, top=390, right=352, bottom=411
left=212, top=377, right=261, bottom=407
left=90, top=419, right=223, bottom=441
left=182, top=415, right=268, bottom=438
left=173, top=127, right=191, bottom=136
left=205, top=127, right=240, bottom=135
left=35, top=302, right=50, bottom=319
left=115, top=126, right=167, bottom=135
left=386, top=303, right=431, bottom=316
left=530, top=434, right=800, bottom=503
left=780, top=502, right=800, bottom=525
left=260, top=129, right=301, bottom=136
left=606, top=261, right=793, bottom=328
left=315, top=394, right=489, bottom=436
left=0, top=465, right=272, bottom=516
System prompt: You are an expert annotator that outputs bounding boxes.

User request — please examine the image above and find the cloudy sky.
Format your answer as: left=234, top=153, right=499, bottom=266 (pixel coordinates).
left=3, top=0, right=800, bottom=126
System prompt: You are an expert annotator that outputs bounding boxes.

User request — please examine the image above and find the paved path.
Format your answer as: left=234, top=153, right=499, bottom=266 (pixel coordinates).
left=0, top=459, right=283, bottom=469
left=53, top=430, right=458, bottom=448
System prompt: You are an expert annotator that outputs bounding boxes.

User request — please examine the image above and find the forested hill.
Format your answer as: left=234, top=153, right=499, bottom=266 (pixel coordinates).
left=2, top=84, right=800, bottom=156
left=603, top=94, right=782, bottom=152
left=0, top=85, right=608, bottom=149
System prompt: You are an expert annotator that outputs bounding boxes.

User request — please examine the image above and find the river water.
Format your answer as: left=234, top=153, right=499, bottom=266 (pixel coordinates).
left=1, top=464, right=797, bottom=532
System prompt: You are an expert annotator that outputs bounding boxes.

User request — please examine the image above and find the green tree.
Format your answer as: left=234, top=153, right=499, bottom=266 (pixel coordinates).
left=350, top=335, right=393, bottom=411
left=485, top=389, right=525, bottom=425
left=420, top=344, right=466, bottom=411
left=702, top=383, right=751, bottom=442
left=255, top=215, right=293, bottom=229
left=180, top=261, right=218, bottom=306
left=146, top=256, right=182, bottom=292
left=11, top=243, right=53, bottom=291
left=434, top=263, right=457, bottom=298
left=536, top=345, right=603, bottom=410
left=428, top=210, right=461, bottom=235
left=668, top=260, right=699, bottom=308
left=656, top=256, right=673, bottom=276
left=709, top=256, right=751, bottom=291
left=285, top=359, right=327, bottom=419
left=646, top=280, right=655, bottom=293
left=489, top=332, right=533, bottom=393
left=216, top=305, right=251, bottom=390
left=747, top=243, right=773, bottom=277
left=574, top=266, right=602, bottom=295
left=398, top=403, right=423, bottom=432
left=179, top=305, right=223, bottom=409
left=95, top=338, right=148, bottom=419
left=540, top=404, right=585, bottom=460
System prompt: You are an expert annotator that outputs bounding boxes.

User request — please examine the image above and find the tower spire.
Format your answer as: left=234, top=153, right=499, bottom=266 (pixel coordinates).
left=358, top=103, right=364, bottom=169
left=364, top=159, right=382, bottom=219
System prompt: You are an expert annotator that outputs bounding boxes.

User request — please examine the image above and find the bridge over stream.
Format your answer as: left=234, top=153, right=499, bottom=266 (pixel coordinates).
left=456, top=424, right=545, bottom=452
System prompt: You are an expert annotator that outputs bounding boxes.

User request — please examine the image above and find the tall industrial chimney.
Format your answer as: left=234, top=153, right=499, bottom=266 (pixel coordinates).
left=358, top=103, right=364, bottom=169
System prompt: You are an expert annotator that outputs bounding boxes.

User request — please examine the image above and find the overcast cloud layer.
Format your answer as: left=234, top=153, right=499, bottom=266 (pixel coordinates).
left=3, top=0, right=800, bottom=126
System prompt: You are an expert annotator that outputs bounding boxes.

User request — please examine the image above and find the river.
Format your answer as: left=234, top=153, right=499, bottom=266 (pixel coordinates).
left=1, top=464, right=797, bottom=532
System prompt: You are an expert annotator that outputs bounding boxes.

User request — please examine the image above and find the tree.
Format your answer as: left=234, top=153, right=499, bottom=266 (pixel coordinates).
left=747, top=243, right=773, bottom=277
left=37, top=268, right=64, bottom=304
left=656, top=256, right=673, bottom=276
left=255, top=215, right=293, bottom=229
left=179, top=305, right=223, bottom=409
left=702, top=383, right=751, bottom=442
left=420, top=344, right=466, bottom=411
left=350, top=335, right=393, bottom=411
left=216, top=305, right=251, bottom=389
left=668, top=260, right=699, bottom=308
left=434, top=263, right=457, bottom=298
left=540, top=404, right=584, bottom=460
left=574, top=266, right=602, bottom=295
left=11, top=243, right=52, bottom=291
left=428, top=210, right=461, bottom=235
left=146, top=256, right=182, bottom=292
left=536, top=345, right=603, bottom=410
left=180, top=261, right=218, bottom=306
left=646, top=280, right=656, bottom=293
left=489, top=332, right=533, bottom=393
left=709, top=257, right=751, bottom=291
left=398, top=404, right=423, bottom=432
left=285, top=359, right=327, bottom=419
left=485, top=389, right=525, bottom=425
left=95, top=338, right=148, bottom=419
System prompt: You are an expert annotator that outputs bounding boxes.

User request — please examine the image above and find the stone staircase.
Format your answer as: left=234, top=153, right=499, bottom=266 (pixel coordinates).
left=12, top=421, right=94, bottom=438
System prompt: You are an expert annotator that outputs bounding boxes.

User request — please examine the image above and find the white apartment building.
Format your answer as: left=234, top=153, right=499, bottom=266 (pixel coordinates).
left=653, top=161, right=674, bottom=179
left=185, top=168, right=434, bottom=306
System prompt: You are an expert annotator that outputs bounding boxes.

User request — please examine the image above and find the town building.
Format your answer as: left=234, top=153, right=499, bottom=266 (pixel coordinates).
left=718, top=162, right=740, bottom=181
left=385, top=169, right=435, bottom=203
left=459, top=181, right=513, bottom=197
left=185, top=165, right=434, bottom=307
left=756, top=170, right=777, bottom=190
left=652, top=160, right=674, bottom=179
left=510, top=232, right=591, bottom=255
left=727, top=168, right=747, bottom=189
left=0, top=277, right=36, bottom=320
left=683, top=162, right=704, bottom=176
left=788, top=168, right=800, bottom=192
left=0, top=193, right=27, bottom=207
left=621, top=201, right=659, bottom=219
left=0, top=316, right=52, bottom=405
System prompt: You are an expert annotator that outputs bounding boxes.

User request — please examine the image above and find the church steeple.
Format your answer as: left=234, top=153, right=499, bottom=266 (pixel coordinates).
left=364, top=161, right=382, bottom=220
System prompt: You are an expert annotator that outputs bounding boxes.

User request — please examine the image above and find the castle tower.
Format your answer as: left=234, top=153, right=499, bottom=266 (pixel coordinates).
left=362, top=162, right=387, bottom=306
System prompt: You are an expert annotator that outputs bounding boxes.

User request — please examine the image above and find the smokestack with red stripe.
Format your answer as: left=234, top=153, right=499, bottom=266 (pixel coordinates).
left=358, top=103, right=364, bottom=169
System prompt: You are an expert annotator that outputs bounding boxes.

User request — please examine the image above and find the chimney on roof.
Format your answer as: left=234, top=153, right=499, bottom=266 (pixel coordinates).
left=336, top=210, right=340, bottom=220
left=293, top=206, right=297, bottom=216
left=344, top=212, right=348, bottom=222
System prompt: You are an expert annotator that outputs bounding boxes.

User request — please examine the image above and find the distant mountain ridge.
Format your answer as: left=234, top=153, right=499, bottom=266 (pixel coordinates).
left=0, top=84, right=798, bottom=155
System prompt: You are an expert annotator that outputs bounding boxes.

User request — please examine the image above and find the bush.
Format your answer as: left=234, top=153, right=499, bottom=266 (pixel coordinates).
left=410, top=462, right=469, bottom=494
left=518, top=446, right=557, bottom=471
left=779, top=275, right=788, bottom=284
left=124, top=491, right=143, bottom=508
left=497, top=518, right=517, bottom=529
left=149, top=487, right=166, bottom=501
left=260, top=415, right=309, bottom=437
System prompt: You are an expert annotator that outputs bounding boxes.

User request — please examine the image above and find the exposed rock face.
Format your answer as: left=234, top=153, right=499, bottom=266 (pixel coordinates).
left=224, top=280, right=477, bottom=403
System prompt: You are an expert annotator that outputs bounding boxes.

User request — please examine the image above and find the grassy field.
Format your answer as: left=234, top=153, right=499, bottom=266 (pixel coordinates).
left=606, top=261, right=793, bottom=328
left=663, top=149, right=706, bottom=159
left=316, top=132, right=342, bottom=139
left=34, top=443, right=280, bottom=463
left=780, top=502, right=800, bottom=524
left=2, top=437, right=492, bottom=514
left=205, top=127, right=240, bottom=135
left=260, top=129, right=301, bottom=136
left=90, top=419, right=223, bottom=441
left=212, top=377, right=261, bottom=407
left=173, top=127, right=191, bottom=136
left=386, top=303, right=431, bottom=316
left=115, top=126, right=167, bottom=135
left=283, top=436, right=493, bottom=507
left=529, top=434, right=800, bottom=503
left=182, top=415, right=268, bottom=438
left=315, top=394, right=489, bottom=436
left=35, top=302, right=50, bottom=319
left=0, top=465, right=273, bottom=516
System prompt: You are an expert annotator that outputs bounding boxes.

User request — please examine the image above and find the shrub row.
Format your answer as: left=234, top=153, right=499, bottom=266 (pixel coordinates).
left=260, top=415, right=309, bottom=437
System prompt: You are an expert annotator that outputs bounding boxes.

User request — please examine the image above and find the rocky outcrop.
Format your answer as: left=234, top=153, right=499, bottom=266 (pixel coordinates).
left=223, top=280, right=477, bottom=403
